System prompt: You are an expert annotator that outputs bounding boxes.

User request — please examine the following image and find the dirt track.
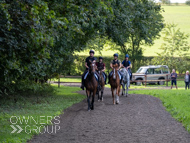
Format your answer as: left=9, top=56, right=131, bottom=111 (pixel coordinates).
left=29, top=88, right=190, bottom=143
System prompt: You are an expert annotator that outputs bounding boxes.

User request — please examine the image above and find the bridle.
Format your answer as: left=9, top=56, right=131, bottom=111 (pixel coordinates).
left=89, top=62, right=96, bottom=74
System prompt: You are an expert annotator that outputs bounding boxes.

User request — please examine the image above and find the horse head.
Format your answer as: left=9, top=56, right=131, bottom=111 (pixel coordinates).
left=89, top=60, right=96, bottom=75
left=112, top=64, right=119, bottom=80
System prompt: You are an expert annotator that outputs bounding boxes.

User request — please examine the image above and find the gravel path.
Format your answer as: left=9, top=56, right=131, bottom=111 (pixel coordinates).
left=29, top=88, right=190, bottom=143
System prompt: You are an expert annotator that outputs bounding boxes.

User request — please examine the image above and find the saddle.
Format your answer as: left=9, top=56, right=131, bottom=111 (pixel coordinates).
left=84, top=72, right=99, bottom=82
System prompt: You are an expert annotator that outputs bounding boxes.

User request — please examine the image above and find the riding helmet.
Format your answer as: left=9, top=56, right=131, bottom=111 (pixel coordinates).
left=125, top=54, right=129, bottom=58
left=89, top=50, right=95, bottom=54
left=99, top=56, right=103, bottom=60
left=113, top=53, right=118, bottom=57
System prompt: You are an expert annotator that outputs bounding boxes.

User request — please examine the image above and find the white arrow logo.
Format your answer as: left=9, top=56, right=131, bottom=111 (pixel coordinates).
left=16, top=125, right=23, bottom=133
left=10, top=125, right=17, bottom=133
left=10, top=125, right=23, bottom=133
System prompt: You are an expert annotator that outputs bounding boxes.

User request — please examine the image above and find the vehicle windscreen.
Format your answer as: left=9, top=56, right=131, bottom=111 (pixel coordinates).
left=136, top=68, right=147, bottom=74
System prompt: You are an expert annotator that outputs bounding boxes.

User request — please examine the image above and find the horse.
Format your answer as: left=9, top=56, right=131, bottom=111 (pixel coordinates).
left=120, top=68, right=130, bottom=97
left=97, top=70, right=105, bottom=101
left=84, top=61, right=98, bottom=111
left=109, top=64, right=121, bottom=104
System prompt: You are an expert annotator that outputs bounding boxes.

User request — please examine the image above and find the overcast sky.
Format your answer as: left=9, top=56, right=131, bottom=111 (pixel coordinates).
left=154, top=0, right=186, bottom=3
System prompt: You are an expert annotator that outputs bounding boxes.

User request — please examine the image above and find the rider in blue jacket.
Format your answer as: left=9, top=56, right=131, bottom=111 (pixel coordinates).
left=122, top=54, right=132, bottom=80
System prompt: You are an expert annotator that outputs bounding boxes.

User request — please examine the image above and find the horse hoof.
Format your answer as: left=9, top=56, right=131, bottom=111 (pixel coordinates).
left=98, top=100, right=100, bottom=102
left=116, top=101, right=119, bottom=104
left=88, top=109, right=91, bottom=111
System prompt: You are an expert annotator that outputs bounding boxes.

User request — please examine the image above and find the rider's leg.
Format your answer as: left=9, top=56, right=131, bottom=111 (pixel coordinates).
left=104, top=72, right=107, bottom=84
left=80, top=70, right=87, bottom=90
left=95, top=71, right=101, bottom=90
left=118, top=71, right=123, bottom=85
left=108, top=71, right=112, bottom=84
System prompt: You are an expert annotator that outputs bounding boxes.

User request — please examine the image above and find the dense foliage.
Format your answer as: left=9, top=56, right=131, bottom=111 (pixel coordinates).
left=152, top=24, right=190, bottom=73
left=0, top=0, right=164, bottom=96
left=186, top=0, right=190, bottom=6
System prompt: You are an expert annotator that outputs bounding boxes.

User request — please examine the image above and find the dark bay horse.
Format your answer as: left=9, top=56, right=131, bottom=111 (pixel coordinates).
left=97, top=70, right=105, bottom=101
left=84, top=61, right=98, bottom=111
left=109, top=64, right=121, bottom=104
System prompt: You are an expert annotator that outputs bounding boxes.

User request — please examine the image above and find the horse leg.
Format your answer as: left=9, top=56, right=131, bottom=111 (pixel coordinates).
left=116, top=87, right=120, bottom=104
left=125, top=84, right=127, bottom=97
left=97, top=89, right=100, bottom=101
left=122, top=84, right=124, bottom=96
left=87, top=90, right=91, bottom=111
left=91, top=91, right=95, bottom=110
left=122, top=83, right=125, bottom=96
left=112, top=88, right=115, bottom=104
left=101, top=90, right=103, bottom=101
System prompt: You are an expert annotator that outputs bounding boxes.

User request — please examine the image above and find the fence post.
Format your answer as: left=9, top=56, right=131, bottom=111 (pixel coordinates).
left=166, top=74, right=168, bottom=87
left=145, top=75, right=147, bottom=87
left=58, top=75, right=60, bottom=88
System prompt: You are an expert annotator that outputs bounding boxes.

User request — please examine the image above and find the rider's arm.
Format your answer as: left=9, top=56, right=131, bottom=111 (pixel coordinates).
left=118, top=60, right=122, bottom=70
left=102, top=63, right=106, bottom=72
left=121, top=60, right=124, bottom=68
left=127, top=61, right=132, bottom=69
left=85, top=62, right=89, bottom=69
left=118, top=64, right=122, bottom=70
left=127, top=64, right=131, bottom=69
left=110, top=63, right=113, bottom=69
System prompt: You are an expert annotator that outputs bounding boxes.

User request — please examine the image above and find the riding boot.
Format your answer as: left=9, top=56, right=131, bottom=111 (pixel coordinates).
left=120, top=77, right=123, bottom=85
left=108, top=74, right=110, bottom=84
left=105, top=73, right=107, bottom=84
left=120, top=80, right=123, bottom=85
left=80, top=78, right=85, bottom=90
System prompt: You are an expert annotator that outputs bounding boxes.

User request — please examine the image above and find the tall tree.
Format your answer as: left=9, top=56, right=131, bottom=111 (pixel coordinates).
left=108, top=0, right=164, bottom=71
left=152, top=23, right=190, bottom=73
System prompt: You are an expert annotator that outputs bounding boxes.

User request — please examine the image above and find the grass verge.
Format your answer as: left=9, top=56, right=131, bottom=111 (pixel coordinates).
left=50, top=77, right=81, bottom=83
left=130, top=89, right=190, bottom=132
left=0, top=85, right=85, bottom=143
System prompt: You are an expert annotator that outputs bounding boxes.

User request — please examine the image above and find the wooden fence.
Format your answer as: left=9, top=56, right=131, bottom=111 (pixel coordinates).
left=56, top=74, right=186, bottom=87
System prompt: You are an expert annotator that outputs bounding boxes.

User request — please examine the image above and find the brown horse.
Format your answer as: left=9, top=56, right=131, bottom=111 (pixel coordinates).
left=109, top=64, right=121, bottom=104
left=84, top=61, right=98, bottom=111
left=97, top=70, right=105, bottom=101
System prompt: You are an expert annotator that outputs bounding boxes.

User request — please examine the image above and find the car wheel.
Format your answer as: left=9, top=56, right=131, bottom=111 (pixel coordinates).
left=158, top=79, right=165, bottom=85
left=136, top=79, right=142, bottom=86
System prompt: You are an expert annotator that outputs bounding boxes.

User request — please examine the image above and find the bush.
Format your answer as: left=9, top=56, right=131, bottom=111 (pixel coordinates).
left=186, top=0, right=190, bottom=6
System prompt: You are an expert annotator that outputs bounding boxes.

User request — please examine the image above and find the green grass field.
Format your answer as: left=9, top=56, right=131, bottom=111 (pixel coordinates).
left=143, top=5, right=190, bottom=56
left=0, top=85, right=85, bottom=143
left=77, top=5, right=190, bottom=57
left=130, top=89, right=190, bottom=132
left=50, top=77, right=81, bottom=83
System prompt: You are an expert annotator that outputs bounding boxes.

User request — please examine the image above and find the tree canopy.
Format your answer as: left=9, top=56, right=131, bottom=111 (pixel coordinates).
left=0, top=0, right=164, bottom=95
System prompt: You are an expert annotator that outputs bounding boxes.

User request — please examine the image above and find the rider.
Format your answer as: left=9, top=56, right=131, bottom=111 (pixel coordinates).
left=122, top=54, right=132, bottom=80
left=108, top=53, right=123, bottom=85
left=80, top=50, right=101, bottom=90
left=96, top=56, right=107, bottom=84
